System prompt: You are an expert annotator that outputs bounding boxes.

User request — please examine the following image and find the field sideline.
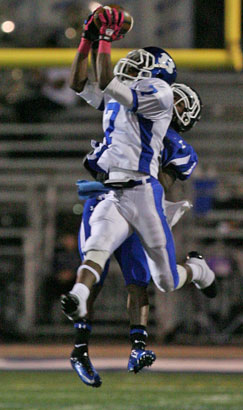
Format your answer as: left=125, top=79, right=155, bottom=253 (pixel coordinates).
left=1, top=344, right=242, bottom=372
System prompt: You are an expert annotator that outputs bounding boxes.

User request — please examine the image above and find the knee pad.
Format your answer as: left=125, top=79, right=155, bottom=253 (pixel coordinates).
left=85, top=250, right=110, bottom=271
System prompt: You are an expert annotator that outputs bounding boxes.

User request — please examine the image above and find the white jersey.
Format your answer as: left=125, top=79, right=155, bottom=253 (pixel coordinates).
left=78, top=77, right=173, bottom=179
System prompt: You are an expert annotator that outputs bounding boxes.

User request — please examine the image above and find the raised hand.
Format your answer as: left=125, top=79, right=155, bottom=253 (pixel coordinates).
left=82, top=7, right=102, bottom=42
left=98, top=7, right=124, bottom=42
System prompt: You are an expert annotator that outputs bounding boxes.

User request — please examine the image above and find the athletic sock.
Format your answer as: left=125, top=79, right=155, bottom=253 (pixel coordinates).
left=187, top=262, right=203, bottom=282
left=72, top=319, right=92, bottom=356
left=130, top=325, right=148, bottom=350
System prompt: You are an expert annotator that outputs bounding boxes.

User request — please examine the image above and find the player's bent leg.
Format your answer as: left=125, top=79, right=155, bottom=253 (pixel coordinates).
left=185, top=251, right=217, bottom=298
left=61, top=261, right=103, bottom=320
left=145, top=246, right=178, bottom=293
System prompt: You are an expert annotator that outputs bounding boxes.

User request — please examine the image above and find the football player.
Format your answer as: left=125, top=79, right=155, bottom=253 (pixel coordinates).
left=61, top=8, right=217, bottom=386
left=62, top=84, right=207, bottom=387
left=63, top=83, right=203, bottom=388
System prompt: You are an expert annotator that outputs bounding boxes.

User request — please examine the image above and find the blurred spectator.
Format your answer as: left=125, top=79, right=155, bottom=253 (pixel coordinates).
left=192, top=165, right=218, bottom=216
left=45, top=0, right=86, bottom=48
left=7, top=68, right=78, bottom=124
left=213, top=179, right=243, bottom=211
left=41, top=68, right=78, bottom=110
left=204, top=240, right=242, bottom=336
left=39, top=233, right=80, bottom=324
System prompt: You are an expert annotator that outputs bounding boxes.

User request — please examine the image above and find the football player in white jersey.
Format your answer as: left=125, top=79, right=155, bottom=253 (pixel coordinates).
left=61, top=8, right=217, bottom=386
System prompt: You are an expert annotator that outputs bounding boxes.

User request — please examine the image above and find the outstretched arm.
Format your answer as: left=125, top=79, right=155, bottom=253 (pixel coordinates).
left=69, top=50, right=89, bottom=93
left=97, top=48, right=114, bottom=90
left=96, top=8, right=124, bottom=90
left=69, top=10, right=100, bottom=92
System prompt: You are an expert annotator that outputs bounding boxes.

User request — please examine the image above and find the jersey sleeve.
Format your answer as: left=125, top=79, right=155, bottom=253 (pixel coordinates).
left=77, top=79, right=104, bottom=110
left=130, top=78, right=173, bottom=120
left=85, top=140, right=109, bottom=173
left=161, top=131, right=198, bottom=181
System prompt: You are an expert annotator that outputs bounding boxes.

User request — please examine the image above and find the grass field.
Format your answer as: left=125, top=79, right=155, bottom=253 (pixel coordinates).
left=0, top=371, right=242, bottom=410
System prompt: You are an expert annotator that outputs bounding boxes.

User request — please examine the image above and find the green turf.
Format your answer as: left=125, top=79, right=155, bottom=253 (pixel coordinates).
left=0, top=371, right=242, bottom=410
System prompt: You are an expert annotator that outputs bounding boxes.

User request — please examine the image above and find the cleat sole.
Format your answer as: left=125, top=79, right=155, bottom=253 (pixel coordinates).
left=134, top=353, right=156, bottom=373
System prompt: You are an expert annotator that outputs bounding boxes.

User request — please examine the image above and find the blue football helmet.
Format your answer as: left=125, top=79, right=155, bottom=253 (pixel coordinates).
left=171, top=83, right=202, bottom=132
left=114, top=46, right=177, bottom=85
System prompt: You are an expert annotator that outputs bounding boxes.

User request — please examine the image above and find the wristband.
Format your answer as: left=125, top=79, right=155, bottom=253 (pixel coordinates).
left=78, top=37, right=91, bottom=56
left=98, top=40, right=111, bottom=54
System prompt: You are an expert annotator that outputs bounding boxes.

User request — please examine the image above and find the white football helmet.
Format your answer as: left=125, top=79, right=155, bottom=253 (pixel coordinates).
left=114, top=46, right=177, bottom=85
left=171, top=83, right=202, bottom=132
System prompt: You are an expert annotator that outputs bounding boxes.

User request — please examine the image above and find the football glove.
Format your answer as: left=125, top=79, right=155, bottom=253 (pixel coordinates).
left=98, top=7, right=124, bottom=42
left=82, top=8, right=101, bottom=42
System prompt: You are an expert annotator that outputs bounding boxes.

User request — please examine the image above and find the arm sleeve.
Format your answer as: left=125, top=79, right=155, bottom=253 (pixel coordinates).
left=103, top=76, right=134, bottom=108
left=162, top=136, right=198, bottom=181
left=77, top=79, right=104, bottom=110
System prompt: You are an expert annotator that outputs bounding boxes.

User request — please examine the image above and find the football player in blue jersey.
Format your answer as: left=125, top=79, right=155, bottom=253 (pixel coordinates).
left=61, top=8, right=217, bottom=387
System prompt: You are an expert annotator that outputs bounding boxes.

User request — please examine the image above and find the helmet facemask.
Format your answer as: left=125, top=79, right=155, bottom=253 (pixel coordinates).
left=171, top=83, right=202, bottom=132
left=114, top=49, right=156, bottom=82
left=114, top=47, right=177, bottom=85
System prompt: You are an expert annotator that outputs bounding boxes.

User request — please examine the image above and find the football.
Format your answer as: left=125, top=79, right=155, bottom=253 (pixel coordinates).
left=93, top=4, right=134, bottom=36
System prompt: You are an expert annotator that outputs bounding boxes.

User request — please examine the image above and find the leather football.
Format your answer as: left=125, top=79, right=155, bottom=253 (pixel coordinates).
left=93, top=4, right=134, bottom=36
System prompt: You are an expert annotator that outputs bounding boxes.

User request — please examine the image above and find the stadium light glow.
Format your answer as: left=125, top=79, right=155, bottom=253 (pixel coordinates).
left=65, top=27, right=77, bottom=39
left=11, top=68, right=23, bottom=80
left=89, top=2, right=102, bottom=12
left=1, top=20, right=15, bottom=33
left=73, top=204, right=83, bottom=215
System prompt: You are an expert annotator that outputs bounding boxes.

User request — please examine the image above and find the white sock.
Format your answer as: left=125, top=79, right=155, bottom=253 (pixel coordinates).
left=70, top=283, right=90, bottom=300
left=186, top=263, right=203, bottom=282
left=70, top=283, right=90, bottom=317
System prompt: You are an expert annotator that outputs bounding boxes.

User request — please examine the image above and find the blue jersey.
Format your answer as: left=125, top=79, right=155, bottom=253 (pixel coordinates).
left=79, top=128, right=197, bottom=287
left=161, top=127, right=198, bottom=180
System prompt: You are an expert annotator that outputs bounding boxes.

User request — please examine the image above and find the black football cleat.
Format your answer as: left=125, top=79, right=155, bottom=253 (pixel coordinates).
left=60, top=293, right=80, bottom=321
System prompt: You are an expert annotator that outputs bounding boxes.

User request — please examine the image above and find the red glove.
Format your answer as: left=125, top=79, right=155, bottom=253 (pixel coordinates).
left=98, top=7, right=124, bottom=42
